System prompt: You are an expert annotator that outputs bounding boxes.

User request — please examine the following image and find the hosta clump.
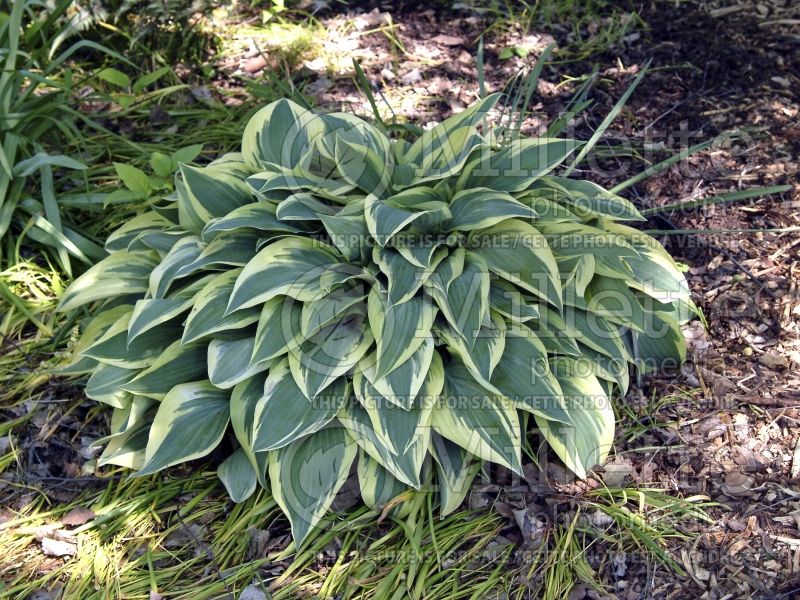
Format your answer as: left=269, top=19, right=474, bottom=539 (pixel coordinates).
left=58, top=95, right=691, bottom=544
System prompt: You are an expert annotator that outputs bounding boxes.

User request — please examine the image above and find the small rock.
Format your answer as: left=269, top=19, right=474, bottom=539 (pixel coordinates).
left=759, top=352, right=788, bottom=369
left=602, top=464, right=637, bottom=487
left=400, top=68, right=423, bottom=85
left=431, top=34, right=464, bottom=46
left=41, top=537, right=77, bottom=557
left=62, top=506, right=96, bottom=527
left=380, top=67, right=396, bottom=81
left=352, top=9, right=388, bottom=30
left=720, top=470, right=756, bottom=497
left=239, top=584, right=268, bottom=600
left=243, top=55, right=267, bottom=74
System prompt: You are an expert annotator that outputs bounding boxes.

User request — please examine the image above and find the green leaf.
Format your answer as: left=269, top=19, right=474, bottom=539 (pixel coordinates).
left=447, top=188, right=537, bottom=231
left=432, top=357, right=522, bottom=473
left=136, top=381, right=230, bottom=476
left=150, top=152, right=173, bottom=178
left=227, top=237, right=341, bottom=313
left=132, top=66, right=172, bottom=94
left=268, top=426, right=357, bottom=545
left=114, top=163, right=150, bottom=196
left=13, top=152, right=86, bottom=176
left=252, top=360, right=346, bottom=452
left=536, top=360, right=615, bottom=478
left=368, top=287, right=437, bottom=379
left=58, top=251, right=158, bottom=312
left=218, top=448, right=258, bottom=503
left=171, top=144, right=204, bottom=166
left=97, top=67, right=130, bottom=88
left=122, top=341, right=209, bottom=400
left=471, top=220, right=562, bottom=310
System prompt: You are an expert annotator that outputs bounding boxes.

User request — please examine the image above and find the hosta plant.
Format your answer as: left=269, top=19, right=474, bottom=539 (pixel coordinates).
left=58, top=94, right=692, bottom=545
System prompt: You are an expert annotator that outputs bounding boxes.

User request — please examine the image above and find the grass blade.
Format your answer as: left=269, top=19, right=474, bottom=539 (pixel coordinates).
left=564, top=61, right=650, bottom=176
left=640, top=184, right=792, bottom=215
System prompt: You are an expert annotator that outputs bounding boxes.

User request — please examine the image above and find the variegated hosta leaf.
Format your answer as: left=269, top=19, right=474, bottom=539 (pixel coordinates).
left=470, top=220, right=562, bottom=310
left=337, top=399, right=428, bottom=488
left=356, top=349, right=443, bottom=456
left=227, top=236, right=341, bottom=312
left=252, top=360, right=346, bottom=452
left=57, top=251, right=158, bottom=312
left=368, top=287, right=437, bottom=379
left=357, top=450, right=410, bottom=516
left=433, top=357, right=522, bottom=473
left=268, top=426, right=357, bottom=545
left=182, top=269, right=260, bottom=344
left=218, top=448, right=258, bottom=503
left=431, top=433, right=482, bottom=517
left=59, top=95, right=692, bottom=546
left=136, top=381, right=230, bottom=476
left=458, top=138, right=580, bottom=192
left=535, top=359, right=615, bottom=479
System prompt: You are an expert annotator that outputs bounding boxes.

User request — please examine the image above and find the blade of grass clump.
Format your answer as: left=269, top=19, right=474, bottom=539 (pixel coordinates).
left=643, top=226, right=800, bottom=235
left=352, top=59, right=388, bottom=130
left=563, top=60, right=651, bottom=176
left=477, top=36, right=486, bottom=99
left=512, top=43, right=555, bottom=136
left=640, top=184, right=793, bottom=216
left=0, top=278, right=52, bottom=336
left=610, top=135, right=724, bottom=193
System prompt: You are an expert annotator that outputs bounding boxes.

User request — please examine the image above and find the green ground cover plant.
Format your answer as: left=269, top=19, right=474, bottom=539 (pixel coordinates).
left=57, top=91, right=693, bottom=545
